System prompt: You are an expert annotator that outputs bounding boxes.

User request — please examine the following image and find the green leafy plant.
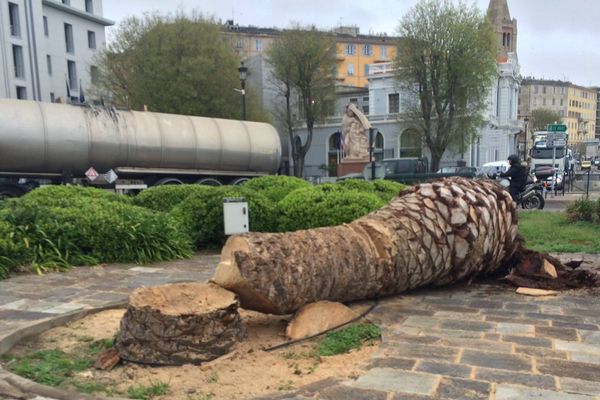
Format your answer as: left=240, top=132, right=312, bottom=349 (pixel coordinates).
left=127, top=381, right=170, bottom=400
left=5, top=349, right=92, bottom=387
left=318, top=323, right=381, bottom=356
left=242, top=175, right=311, bottom=203
left=566, top=198, right=596, bottom=222
left=277, top=186, right=384, bottom=232
left=133, top=184, right=213, bottom=212
left=170, top=186, right=276, bottom=247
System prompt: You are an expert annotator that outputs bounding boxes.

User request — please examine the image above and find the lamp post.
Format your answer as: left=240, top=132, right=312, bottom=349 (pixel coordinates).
left=238, top=61, right=248, bottom=120
left=523, top=116, right=529, bottom=163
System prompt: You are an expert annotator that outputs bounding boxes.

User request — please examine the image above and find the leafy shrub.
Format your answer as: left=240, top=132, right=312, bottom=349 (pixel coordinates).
left=0, top=218, right=27, bottom=278
left=277, top=186, right=384, bottom=232
left=22, top=185, right=127, bottom=206
left=1, top=192, right=192, bottom=275
left=566, top=199, right=596, bottom=222
left=133, top=184, right=213, bottom=212
left=242, top=176, right=311, bottom=203
left=337, top=179, right=407, bottom=202
left=170, top=186, right=276, bottom=247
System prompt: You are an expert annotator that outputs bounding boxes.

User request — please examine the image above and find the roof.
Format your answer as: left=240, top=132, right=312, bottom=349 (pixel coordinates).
left=487, top=0, right=512, bottom=25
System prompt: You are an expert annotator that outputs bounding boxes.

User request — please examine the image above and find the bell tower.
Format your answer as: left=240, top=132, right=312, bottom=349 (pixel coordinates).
left=487, top=0, right=517, bottom=61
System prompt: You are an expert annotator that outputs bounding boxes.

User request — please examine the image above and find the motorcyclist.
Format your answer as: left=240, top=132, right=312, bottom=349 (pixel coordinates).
left=499, top=154, right=528, bottom=201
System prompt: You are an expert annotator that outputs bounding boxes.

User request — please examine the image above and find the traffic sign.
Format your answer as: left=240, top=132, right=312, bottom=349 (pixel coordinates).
left=548, top=124, right=567, bottom=132
left=85, top=167, right=99, bottom=181
left=104, top=169, right=118, bottom=184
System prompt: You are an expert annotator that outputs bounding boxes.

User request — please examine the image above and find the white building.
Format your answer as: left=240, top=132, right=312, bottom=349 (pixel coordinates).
left=0, top=0, right=113, bottom=102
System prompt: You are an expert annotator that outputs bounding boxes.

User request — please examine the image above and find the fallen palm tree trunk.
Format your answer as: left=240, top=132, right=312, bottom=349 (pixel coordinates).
left=213, top=177, right=523, bottom=315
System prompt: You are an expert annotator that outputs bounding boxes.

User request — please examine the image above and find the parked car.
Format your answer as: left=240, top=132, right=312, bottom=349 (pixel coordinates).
left=582, top=160, right=592, bottom=169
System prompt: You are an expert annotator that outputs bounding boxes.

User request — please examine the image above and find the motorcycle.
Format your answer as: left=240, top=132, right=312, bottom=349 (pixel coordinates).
left=497, top=177, right=545, bottom=210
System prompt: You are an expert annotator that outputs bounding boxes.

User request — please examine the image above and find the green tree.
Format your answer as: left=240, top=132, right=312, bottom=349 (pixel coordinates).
left=395, top=0, right=498, bottom=171
left=267, top=26, right=337, bottom=177
left=93, top=13, right=266, bottom=120
left=529, top=108, right=562, bottom=131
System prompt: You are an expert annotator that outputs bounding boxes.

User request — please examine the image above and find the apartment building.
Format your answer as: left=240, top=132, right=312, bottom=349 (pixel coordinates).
left=221, top=21, right=397, bottom=89
left=519, top=79, right=597, bottom=143
left=0, top=0, right=113, bottom=102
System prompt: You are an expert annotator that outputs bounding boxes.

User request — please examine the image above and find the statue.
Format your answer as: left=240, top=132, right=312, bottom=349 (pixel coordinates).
left=342, top=103, right=371, bottom=161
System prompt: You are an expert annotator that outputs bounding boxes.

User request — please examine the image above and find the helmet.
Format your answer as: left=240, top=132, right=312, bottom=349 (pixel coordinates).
left=507, top=154, right=520, bottom=166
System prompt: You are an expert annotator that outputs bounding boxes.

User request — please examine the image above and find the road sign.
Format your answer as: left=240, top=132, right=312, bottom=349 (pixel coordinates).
left=548, top=124, right=567, bottom=132
left=85, top=167, right=99, bottom=181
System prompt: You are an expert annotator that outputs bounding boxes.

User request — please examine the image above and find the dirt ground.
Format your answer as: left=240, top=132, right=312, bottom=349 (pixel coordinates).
left=7, top=307, right=378, bottom=400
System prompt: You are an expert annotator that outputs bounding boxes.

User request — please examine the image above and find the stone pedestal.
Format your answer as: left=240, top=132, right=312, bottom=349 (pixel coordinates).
left=337, top=160, right=369, bottom=177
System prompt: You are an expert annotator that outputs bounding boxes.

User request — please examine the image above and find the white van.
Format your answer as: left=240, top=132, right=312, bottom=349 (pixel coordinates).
left=480, top=161, right=510, bottom=178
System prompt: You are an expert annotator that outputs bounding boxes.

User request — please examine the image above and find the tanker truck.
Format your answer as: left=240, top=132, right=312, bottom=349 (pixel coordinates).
left=0, top=99, right=282, bottom=198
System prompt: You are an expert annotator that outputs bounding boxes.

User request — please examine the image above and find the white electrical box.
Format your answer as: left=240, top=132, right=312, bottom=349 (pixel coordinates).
left=223, top=197, right=249, bottom=235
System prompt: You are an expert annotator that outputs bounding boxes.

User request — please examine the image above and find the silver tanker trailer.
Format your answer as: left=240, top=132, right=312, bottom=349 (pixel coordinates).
left=0, top=99, right=282, bottom=197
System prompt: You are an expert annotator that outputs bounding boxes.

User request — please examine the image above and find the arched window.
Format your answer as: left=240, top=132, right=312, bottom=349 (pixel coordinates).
left=399, top=129, right=422, bottom=158
left=502, top=33, right=506, bottom=47
left=507, top=33, right=511, bottom=47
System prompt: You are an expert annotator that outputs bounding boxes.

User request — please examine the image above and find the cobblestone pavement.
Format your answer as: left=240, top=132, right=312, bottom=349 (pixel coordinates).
left=1, top=253, right=600, bottom=399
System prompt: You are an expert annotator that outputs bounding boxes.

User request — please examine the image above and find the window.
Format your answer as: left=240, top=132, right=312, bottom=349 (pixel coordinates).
left=542, top=86, right=546, bottom=94
left=9, top=2, right=20, bottom=37
left=560, top=99, right=564, bottom=106
left=552, top=98, right=555, bottom=106
left=90, top=65, right=99, bottom=84
left=50, top=92, right=55, bottom=102
left=16, top=86, right=27, bottom=99
left=380, top=45, right=387, bottom=60
left=87, top=31, right=96, bottom=49
left=388, top=93, right=399, bottom=113
left=43, top=16, right=48, bottom=37
left=543, top=98, right=546, bottom=106
left=345, top=44, right=356, bottom=55
left=347, top=63, right=354, bottom=76
left=255, top=39, right=262, bottom=52
left=67, top=60, right=77, bottom=90
left=362, top=44, right=372, bottom=56
left=64, top=23, right=74, bottom=53
left=85, top=0, right=93, bottom=13
left=12, top=45, right=24, bottom=78
left=363, top=104, right=369, bottom=115
left=235, top=39, right=243, bottom=49
left=46, top=55, right=52, bottom=75
left=364, top=64, right=369, bottom=76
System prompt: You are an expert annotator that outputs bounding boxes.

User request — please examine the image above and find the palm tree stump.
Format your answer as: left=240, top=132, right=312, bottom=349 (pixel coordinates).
left=116, top=283, right=244, bottom=365
left=212, top=177, right=522, bottom=315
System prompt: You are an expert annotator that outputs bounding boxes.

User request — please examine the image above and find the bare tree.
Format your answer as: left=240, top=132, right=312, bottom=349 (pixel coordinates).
left=395, top=0, right=498, bottom=171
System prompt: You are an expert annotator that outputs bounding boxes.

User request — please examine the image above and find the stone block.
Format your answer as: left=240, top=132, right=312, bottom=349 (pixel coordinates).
left=439, top=319, right=494, bottom=332
left=501, top=335, right=552, bottom=348
left=384, top=344, right=459, bottom=362
left=537, top=359, right=600, bottom=382
left=495, top=384, right=594, bottom=400
left=369, top=357, right=416, bottom=370
left=352, top=368, right=439, bottom=395
left=436, top=377, right=490, bottom=400
left=319, top=384, right=388, bottom=400
left=460, top=350, right=532, bottom=372
left=415, top=361, right=472, bottom=378
left=514, top=345, right=569, bottom=360
left=535, top=326, right=578, bottom=341
left=555, top=340, right=600, bottom=355
left=495, top=322, right=534, bottom=335
left=559, top=377, right=600, bottom=396
left=474, top=367, right=556, bottom=390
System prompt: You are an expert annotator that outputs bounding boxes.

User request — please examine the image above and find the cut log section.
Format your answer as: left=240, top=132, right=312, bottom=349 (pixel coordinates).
left=286, top=301, right=358, bottom=340
left=213, top=177, right=521, bottom=315
left=115, top=283, right=244, bottom=365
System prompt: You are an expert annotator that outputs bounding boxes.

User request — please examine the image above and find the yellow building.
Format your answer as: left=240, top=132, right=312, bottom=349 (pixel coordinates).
left=566, top=85, right=597, bottom=143
left=221, top=21, right=397, bottom=89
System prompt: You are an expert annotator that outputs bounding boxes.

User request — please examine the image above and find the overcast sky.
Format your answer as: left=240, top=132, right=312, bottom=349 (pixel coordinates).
left=102, top=0, right=600, bottom=87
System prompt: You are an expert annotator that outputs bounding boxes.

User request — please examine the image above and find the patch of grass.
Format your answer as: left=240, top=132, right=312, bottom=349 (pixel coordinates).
left=318, top=323, right=381, bottom=356
left=127, top=381, right=170, bottom=400
left=5, top=349, right=91, bottom=386
left=518, top=211, right=600, bottom=253
left=205, top=371, right=219, bottom=383
left=277, top=380, right=294, bottom=391
left=87, top=338, right=113, bottom=355
left=71, top=381, right=109, bottom=394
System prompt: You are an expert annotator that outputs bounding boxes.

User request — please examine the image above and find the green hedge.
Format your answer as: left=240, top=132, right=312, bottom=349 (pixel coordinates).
left=336, top=179, right=406, bottom=202
left=0, top=187, right=192, bottom=276
left=170, top=186, right=276, bottom=247
left=242, top=175, right=311, bottom=203
left=133, top=184, right=213, bottom=212
left=277, top=186, right=385, bottom=232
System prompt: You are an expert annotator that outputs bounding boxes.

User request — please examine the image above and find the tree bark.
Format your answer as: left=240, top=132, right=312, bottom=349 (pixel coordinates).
left=212, top=177, right=520, bottom=315
left=116, top=283, right=244, bottom=365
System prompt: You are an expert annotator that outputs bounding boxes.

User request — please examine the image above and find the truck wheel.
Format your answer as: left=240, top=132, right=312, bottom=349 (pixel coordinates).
left=195, top=178, right=222, bottom=186
left=154, top=178, right=184, bottom=186
left=0, top=185, right=26, bottom=199
left=230, top=178, right=250, bottom=186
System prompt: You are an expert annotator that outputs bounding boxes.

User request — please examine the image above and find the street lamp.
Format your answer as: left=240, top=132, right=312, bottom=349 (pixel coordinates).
left=238, top=61, right=248, bottom=120
left=523, top=116, right=529, bottom=163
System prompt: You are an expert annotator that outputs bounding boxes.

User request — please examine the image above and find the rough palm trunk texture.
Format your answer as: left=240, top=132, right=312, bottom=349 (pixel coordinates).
left=213, top=177, right=519, bottom=315
left=116, top=283, right=244, bottom=365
